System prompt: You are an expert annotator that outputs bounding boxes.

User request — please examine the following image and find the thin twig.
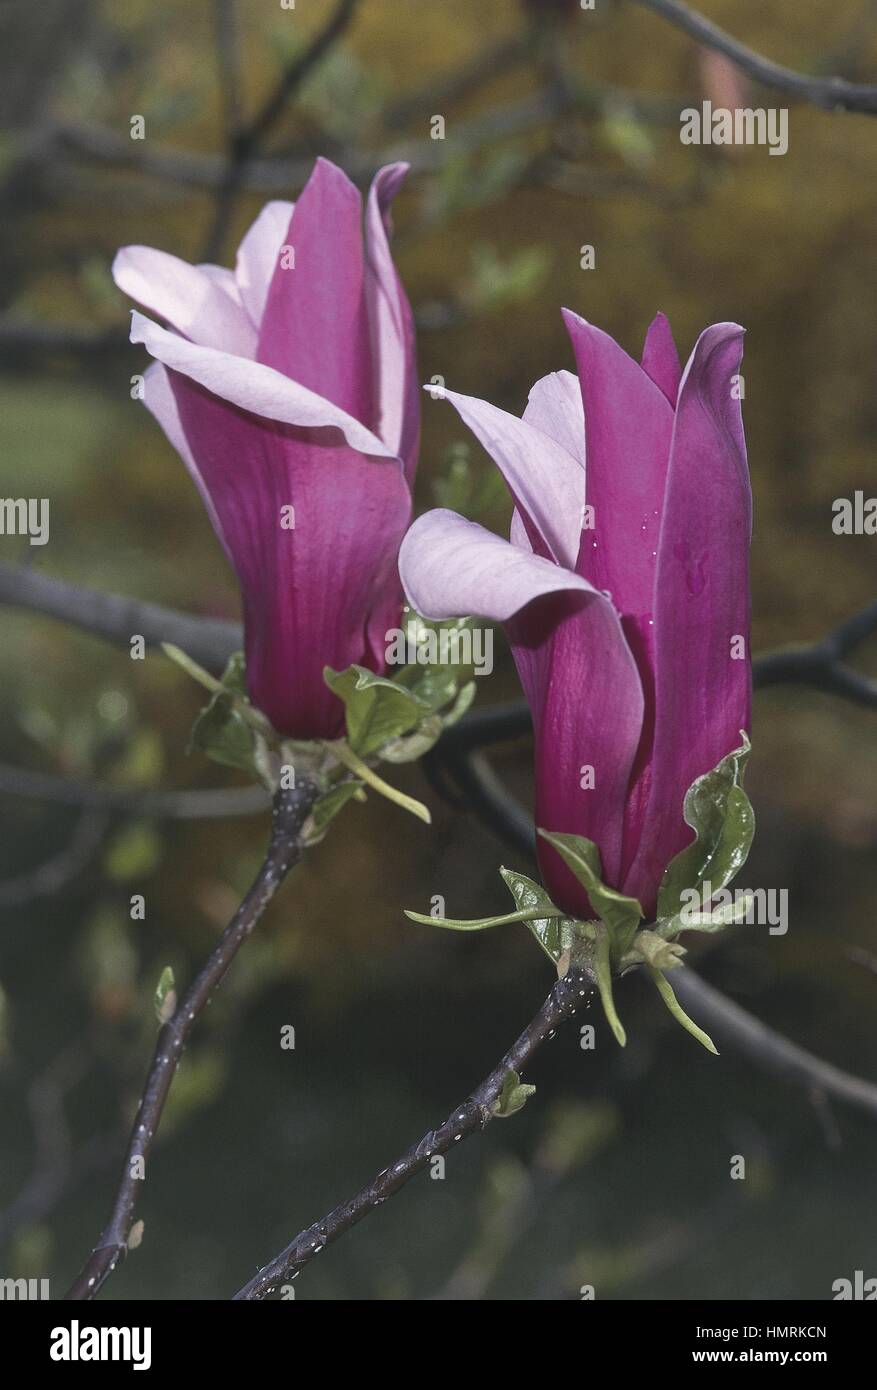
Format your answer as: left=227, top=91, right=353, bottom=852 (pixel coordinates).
left=671, top=967, right=877, bottom=1119
left=634, top=0, right=877, bottom=114
left=232, top=964, right=595, bottom=1300
left=203, top=0, right=360, bottom=260
left=0, top=810, right=107, bottom=906
left=64, top=781, right=317, bottom=1301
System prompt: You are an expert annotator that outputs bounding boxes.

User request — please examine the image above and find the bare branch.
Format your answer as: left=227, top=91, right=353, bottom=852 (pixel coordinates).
left=634, top=0, right=877, bottom=114
left=0, top=564, right=240, bottom=673
left=0, top=810, right=107, bottom=906
left=671, top=967, right=877, bottom=1120
left=64, top=782, right=317, bottom=1301
left=203, top=0, right=361, bottom=260
left=0, top=763, right=268, bottom=819
left=232, top=964, right=595, bottom=1300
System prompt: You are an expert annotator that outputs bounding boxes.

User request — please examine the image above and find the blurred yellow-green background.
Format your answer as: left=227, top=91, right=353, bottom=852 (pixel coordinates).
left=1, top=0, right=877, bottom=1299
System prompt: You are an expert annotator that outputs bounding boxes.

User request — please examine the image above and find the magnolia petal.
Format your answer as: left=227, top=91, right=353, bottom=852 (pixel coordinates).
left=168, top=371, right=411, bottom=738
left=399, top=509, right=596, bottom=622
left=234, top=199, right=295, bottom=328
left=365, top=162, right=419, bottom=480
left=510, top=593, right=644, bottom=912
left=641, top=311, right=682, bottom=406
left=129, top=310, right=396, bottom=459
left=623, top=323, right=751, bottom=910
left=140, top=362, right=232, bottom=564
left=113, top=246, right=256, bottom=357
left=563, top=310, right=674, bottom=644
left=256, top=157, right=373, bottom=425
left=431, top=387, right=584, bottom=570
left=522, top=369, right=586, bottom=467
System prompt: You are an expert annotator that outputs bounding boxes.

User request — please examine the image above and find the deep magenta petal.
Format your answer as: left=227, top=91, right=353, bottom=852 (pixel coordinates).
left=641, top=311, right=682, bottom=406
left=509, top=591, right=644, bottom=915
left=622, top=323, right=751, bottom=910
left=563, top=309, right=674, bottom=647
left=256, top=158, right=374, bottom=426
left=169, top=372, right=411, bottom=738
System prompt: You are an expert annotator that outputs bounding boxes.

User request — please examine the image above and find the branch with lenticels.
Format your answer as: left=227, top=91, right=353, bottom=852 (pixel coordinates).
left=64, top=782, right=317, bottom=1301
left=231, top=963, right=595, bottom=1300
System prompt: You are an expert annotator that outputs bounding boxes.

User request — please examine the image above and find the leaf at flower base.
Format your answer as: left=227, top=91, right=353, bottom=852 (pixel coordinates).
left=323, top=664, right=429, bottom=759
left=393, top=616, right=479, bottom=708
left=657, top=734, right=755, bottom=922
left=189, top=686, right=268, bottom=785
left=489, top=1069, right=536, bottom=1119
left=628, top=929, right=686, bottom=972
left=379, top=714, right=444, bottom=764
left=404, top=903, right=565, bottom=933
left=647, top=967, right=718, bottom=1055
left=303, top=780, right=366, bottom=845
left=593, top=923, right=626, bottom=1048
left=442, top=679, right=477, bottom=727
left=498, top=866, right=581, bottom=966
left=657, top=892, right=754, bottom=940
left=537, top=830, right=643, bottom=963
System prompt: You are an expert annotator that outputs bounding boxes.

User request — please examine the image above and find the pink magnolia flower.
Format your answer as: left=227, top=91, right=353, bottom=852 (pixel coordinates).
left=113, top=157, right=419, bottom=739
left=400, top=311, right=751, bottom=918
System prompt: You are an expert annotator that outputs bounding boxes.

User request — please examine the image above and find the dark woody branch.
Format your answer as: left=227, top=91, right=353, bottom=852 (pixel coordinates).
left=634, top=0, right=877, bottom=114
left=232, top=963, right=595, bottom=1300
left=64, top=782, right=317, bottom=1301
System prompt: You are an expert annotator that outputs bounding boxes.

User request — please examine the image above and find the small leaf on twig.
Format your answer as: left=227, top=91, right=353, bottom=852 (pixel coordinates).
left=489, top=1069, right=536, bottom=1119
left=154, top=966, right=176, bottom=1025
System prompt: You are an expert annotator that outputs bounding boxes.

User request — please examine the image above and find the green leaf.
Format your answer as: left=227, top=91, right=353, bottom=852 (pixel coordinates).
left=181, top=650, right=280, bottom=787
left=328, top=739, right=431, bottom=823
left=593, top=923, right=626, bottom=1047
left=154, top=965, right=176, bottom=1024
left=404, top=903, right=565, bottom=933
left=489, top=1069, right=536, bottom=1119
left=303, top=780, right=365, bottom=845
left=393, top=616, right=479, bottom=706
left=647, top=967, right=718, bottom=1055
left=498, top=866, right=581, bottom=966
left=442, top=679, right=477, bottom=727
left=189, top=688, right=266, bottom=782
left=379, top=714, right=444, bottom=764
left=628, top=929, right=686, bottom=971
left=657, top=892, right=755, bottom=940
left=537, top=830, right=642, bottom=962
left=657, top=734, right=755, bottom=921
left=324, top=664, right=429, bottom=758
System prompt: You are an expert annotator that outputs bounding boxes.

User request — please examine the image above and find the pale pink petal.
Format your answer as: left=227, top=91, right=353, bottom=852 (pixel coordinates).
left=129, top=310, right=397, bottom=459
left=522, top=369, right=586, bottom=466
left=113, top=247, right=256, bottom=357
left=234, top=200, right=295, bottom=328
left=365, top=162, right=419, bottom=480
left=399, top=509, right=595, bottom=622
left=432, top=387, right=584, bottom=570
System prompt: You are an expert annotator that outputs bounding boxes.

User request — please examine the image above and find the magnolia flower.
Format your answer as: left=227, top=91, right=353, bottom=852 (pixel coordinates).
left=114, top=157, right=419, bottom=739
left=400, top=311, right=751, bottom=917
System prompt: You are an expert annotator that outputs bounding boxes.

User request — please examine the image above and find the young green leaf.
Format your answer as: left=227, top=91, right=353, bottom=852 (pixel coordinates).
left=537, top=830, right=642, bottom=962
left=324, top=664, right=429, bottom=758
left=647, top=967, right=718, bottom=1054
left=489, top=1069, right=536, bottom=1119
left=657, top=734, right=755, bottom=921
